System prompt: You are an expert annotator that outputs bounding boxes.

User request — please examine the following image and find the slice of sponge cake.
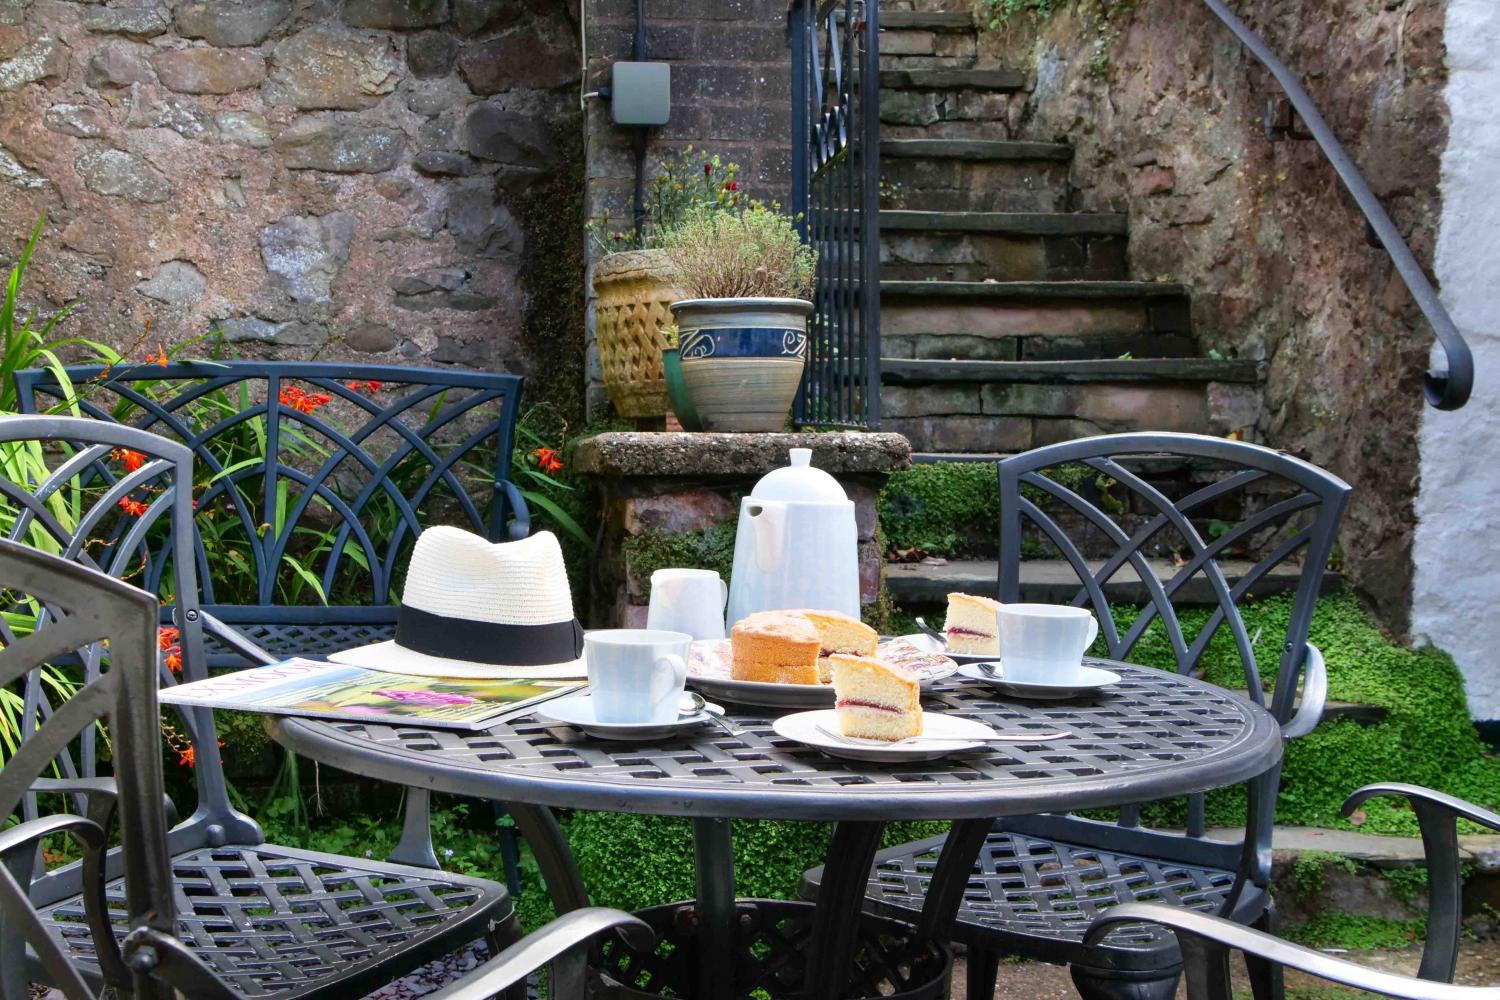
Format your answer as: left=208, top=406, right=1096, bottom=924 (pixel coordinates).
left=944, top=592, right=1002, bottom=655
left=830, top=654, right=922, bottom=741
left=801, top=609, right=879, bottom=682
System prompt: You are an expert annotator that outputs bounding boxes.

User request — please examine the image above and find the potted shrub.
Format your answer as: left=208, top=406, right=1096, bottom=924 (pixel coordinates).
left=662, top=207, right=817, bottom=433
left=590, top=150, right=745, bottom=422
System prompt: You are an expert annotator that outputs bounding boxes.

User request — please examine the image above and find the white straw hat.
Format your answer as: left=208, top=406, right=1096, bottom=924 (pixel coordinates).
left=328, top=525, right=586, bottom=679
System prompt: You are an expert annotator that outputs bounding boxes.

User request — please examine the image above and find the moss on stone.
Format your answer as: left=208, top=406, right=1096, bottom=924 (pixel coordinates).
left=622, top=519, right=738, bottom=599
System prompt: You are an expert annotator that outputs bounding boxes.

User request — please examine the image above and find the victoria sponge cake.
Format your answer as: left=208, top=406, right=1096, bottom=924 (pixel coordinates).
left=944, top=592, right=1002, bottom=656
left=830, top=654, right=922, bottom=741
left=731, top=611, right=821, bottom=684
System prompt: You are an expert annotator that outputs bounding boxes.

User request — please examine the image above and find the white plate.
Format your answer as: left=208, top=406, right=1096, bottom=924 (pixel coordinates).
left=687, top=636, right=957, bottom=709
left=535, top=692, right=725, bottom=741
left=957, top=662, right=1121, bottom=700
left=897, top=631, right=1000, bottom=666
left=773, top=709, right=1000, bottom=763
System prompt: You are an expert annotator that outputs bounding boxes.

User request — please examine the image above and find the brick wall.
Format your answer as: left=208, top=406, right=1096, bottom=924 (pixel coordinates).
left=582, top=0, right=793, bottom=419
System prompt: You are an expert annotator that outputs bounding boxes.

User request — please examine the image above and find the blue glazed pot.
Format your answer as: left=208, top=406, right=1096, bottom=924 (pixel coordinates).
left=669, top=298, right=814, bottom=433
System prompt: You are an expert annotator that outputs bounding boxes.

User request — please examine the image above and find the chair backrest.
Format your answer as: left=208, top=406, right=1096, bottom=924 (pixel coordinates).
left=0, top=415, right=255, bottom=859
left=16, top=362, right=527, bottom=660
left=999, top=432, right=1351, bottom=725
left=0, top=541, right=176, bottom=998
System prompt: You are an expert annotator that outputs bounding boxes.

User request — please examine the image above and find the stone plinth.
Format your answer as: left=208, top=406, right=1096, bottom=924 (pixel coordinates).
left=571, top=432, right=911, bottom=628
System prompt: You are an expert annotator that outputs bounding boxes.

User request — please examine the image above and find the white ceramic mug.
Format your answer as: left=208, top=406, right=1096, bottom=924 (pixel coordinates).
left=584, top=629, right=691, bottom=724
left=646, top=568, right=728, bottom=640
left=996, top=604, right=1101, bottom=685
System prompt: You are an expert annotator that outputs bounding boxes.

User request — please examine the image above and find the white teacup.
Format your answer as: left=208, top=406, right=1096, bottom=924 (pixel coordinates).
left=585, top=629, right=691, bottom=724
left=646, top=568, right=728, bottom=640
left=996, top=604, right=1100, bottom=685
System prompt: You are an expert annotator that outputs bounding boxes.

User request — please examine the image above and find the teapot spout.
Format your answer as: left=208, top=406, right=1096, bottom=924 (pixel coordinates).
left=746, top=499, right=788, bottom=572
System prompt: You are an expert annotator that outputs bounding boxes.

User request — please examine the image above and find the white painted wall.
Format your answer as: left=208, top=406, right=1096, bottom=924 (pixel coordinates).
left=1411, top=0, right=1500, bottom=719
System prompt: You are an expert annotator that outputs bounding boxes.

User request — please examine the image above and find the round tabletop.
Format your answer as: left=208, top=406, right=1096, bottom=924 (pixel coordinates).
left=269, top=662, right=1282, bottom=821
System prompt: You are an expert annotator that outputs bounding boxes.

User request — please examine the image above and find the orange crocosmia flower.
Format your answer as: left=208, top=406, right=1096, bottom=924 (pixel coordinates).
left=158, top=626, right=180, bottom=651
left=533, top=447, right=563, bottom=474
left=279, top=386, right=332, bottom=415
left=178, top=744, right=195, bottom=768
left=146, top=344, right=169, bottom=367
left=165, top=648, right=182, bottom=673
left=112, top=448, right=147, bottom=473
left=118, top=497, right=149, bottom=517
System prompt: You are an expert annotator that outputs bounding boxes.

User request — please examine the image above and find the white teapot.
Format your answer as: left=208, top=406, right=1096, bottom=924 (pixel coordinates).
left=727, top=448, right=859, bottom=622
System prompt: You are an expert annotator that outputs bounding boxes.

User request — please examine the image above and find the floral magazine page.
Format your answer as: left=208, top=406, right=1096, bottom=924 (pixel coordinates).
left=159, top=658, right=582, bottom=731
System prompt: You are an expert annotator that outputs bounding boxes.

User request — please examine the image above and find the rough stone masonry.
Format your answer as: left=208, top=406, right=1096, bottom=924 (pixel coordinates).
left=0, top=0, right=580, bottom=373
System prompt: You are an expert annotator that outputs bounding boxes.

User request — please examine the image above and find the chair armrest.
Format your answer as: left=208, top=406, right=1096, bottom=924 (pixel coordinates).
left=1279, top=641, right=1327, bottom=739
left=1086, top=903, right=1482, bottom=999
left=423, top=908, right=652, bottom=999
left=0, top=814, right=128, bottom=987
left=199, top=610, right=279, bottom=666
left=1342, top=783, right=1498, bottom=983
left=498, top=479, right=531, bottom=540
left=30, top=776, right=179, bottom=828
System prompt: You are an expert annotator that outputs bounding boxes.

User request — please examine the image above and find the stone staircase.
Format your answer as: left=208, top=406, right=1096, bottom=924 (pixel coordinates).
left=872, top=6, right=1269, bottom=603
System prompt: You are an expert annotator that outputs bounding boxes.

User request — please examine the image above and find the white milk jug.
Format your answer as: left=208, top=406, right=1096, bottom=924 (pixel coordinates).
left=727, top=448, right=860, bottom=622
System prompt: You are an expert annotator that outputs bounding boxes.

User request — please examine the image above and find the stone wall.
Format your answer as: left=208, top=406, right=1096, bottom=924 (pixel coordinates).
left=973, top=0, right=1447, bottom=629
left=581, top=0, right=792, bottom=419
left=0, top=0, right=581, bottom=380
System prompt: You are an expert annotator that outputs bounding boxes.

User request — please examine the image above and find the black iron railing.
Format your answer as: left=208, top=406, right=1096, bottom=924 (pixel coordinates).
left=789, top=0, right=882, bottom=428
left=1206, top=0, right=1472, bottom=409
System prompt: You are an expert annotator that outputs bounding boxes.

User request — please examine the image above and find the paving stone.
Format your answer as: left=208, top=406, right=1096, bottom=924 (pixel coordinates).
left=0, top=35, right=68, bottom=91
left=44, top=103, right=107, bottom=138
left=465, top=103, right=554, bottom=164
left=274, top=118, right=403, bottom=172
left=83, top=3, right=168, bottom=38
left=152, top=47, right=265, bottom=94
left=136, top=260, right=207, bottom=305
left=406, top=31, right=457, bottom=78
left=456, top=27, right=574, bottom=94
left=84, top=42, right=153, bottom=88
left=175, top=0, right=290, bottom=47
left=215, top=110, right=271, bottom=147
left=74, top=147, right=172, bottom=202
left=259, top=212, right=354, bottom=303
left=343, top=0, right=449, bottom=29
left=265, top=26, right=402, bottom=110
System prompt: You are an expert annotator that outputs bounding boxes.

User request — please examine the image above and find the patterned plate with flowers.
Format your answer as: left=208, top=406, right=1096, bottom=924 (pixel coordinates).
left=686, top=637, right=957, bottom=709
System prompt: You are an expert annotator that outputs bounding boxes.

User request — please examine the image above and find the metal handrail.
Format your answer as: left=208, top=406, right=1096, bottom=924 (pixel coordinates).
left=1201, top=0, right=1473, bottom=410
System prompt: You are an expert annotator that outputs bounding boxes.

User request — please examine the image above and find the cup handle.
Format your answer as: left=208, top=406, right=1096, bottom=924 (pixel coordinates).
left=1084, top=615, right=1100, bottom=654
left=658, top=653, right=688, bottom=692
left=719, top=579, right=729, bottom=609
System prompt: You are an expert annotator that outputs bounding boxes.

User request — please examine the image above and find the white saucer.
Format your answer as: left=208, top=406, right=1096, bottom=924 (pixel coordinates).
left=772, top=709, right=1000, bottom=763
left=957, top=662, right=1121, bottom=700
left=536, top=692, right=725, bottom=741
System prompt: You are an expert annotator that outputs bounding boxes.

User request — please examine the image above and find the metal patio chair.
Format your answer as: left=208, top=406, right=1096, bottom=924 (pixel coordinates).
left=0, top=540, right=651, bottom=1000
left=15, top=361, right=531, bottom=868
left=0, top=416, right=516, bottom=998
left=804, top=432, right=1352, bottom=1000
left=1088, top=780, right=1500, bottom=1000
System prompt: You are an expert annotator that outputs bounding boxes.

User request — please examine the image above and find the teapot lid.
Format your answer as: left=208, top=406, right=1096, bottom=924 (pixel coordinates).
left=749, top=448, right=849, bottom=503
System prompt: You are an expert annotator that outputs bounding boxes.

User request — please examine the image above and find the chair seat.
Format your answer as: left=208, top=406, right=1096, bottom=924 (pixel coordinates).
left=37, top=842, right=511, bottom=998
left=804, top=829, right=1263, bottom=971
left=204, top=621, right=397, bottom=666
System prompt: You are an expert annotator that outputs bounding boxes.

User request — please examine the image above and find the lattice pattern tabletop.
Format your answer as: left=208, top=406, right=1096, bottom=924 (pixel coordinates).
left=271, top=663, right=1281, bottom=822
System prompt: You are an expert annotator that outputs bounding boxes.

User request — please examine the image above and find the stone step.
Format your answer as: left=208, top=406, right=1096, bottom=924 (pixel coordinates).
left=879, top=67, right=1026, bottom=91
left=881, top=280, right=1195, bottom=361
left=885, top=557, right=1344, bottom=606
left=881, top=80, right=1020, bottom=135
left=875, top=11, right=978, bottom=31
left=880, top=212, right=1129, bottom=282
left=881, top=357, right=1264, bottom=383
left=879, top=141, right=1074, bottom=212
left=879, top=359, right=1264, bottom=452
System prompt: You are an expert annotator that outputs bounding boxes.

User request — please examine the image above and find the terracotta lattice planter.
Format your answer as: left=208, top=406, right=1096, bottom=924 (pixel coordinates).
left=591, top=249, right=687, bottom=419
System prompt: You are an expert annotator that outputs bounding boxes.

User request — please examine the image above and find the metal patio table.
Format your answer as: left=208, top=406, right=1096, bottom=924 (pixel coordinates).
left=268, top=662, right=1282, bottom=1000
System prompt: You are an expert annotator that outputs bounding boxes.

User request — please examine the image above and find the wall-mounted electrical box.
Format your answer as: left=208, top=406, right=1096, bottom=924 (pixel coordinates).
left=610, top=62, right=671, bottom=126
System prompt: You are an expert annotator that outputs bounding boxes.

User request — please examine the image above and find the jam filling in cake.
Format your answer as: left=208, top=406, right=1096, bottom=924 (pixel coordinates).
left=944, top=592, right=1003, bottom=656
left=830, top=653, right=922, bottom=741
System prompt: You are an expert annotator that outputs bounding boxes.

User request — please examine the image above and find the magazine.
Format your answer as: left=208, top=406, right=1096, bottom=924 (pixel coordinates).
left=159, top=658, right=582, bottom=731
